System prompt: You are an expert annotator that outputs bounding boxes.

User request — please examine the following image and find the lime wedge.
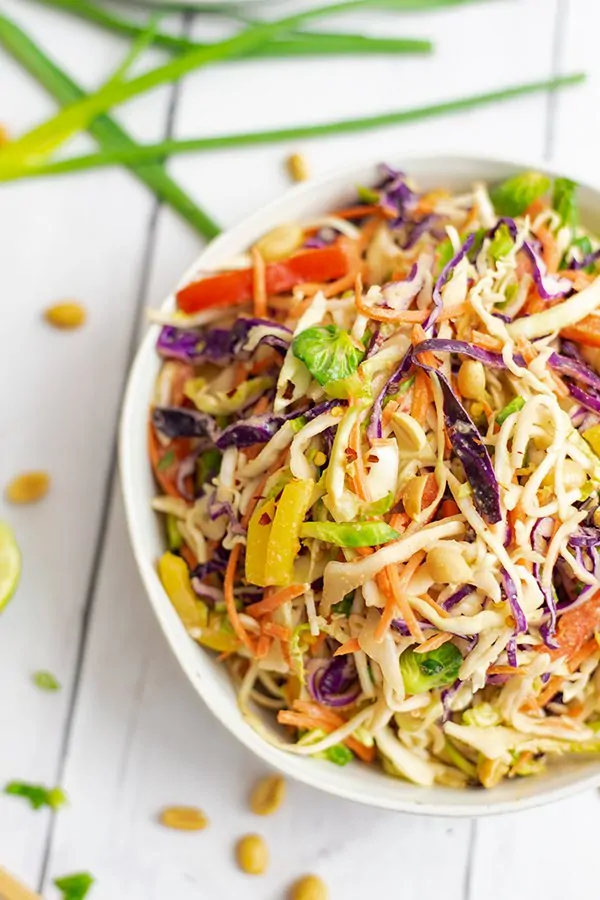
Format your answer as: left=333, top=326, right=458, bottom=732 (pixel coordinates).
left=0, top=522, right=21, bottom=611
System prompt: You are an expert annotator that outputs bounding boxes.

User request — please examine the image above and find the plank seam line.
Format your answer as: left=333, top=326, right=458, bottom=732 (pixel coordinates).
left=544, top=0, right=569, bottom=160
left=35, top=12, right=194, bottom=890
left=462, top=819, right=478, bottom=900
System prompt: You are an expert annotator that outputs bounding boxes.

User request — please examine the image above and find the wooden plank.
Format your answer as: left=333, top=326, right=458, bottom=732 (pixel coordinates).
left=165, top=0, right=562, bottom=227
left=469, top=4, right=600, bottom=898
left=42, top=487, right=473, bottom=899
left=0, top=0, right=179, bottom=884
left=43, top=2, right=560, bottom=897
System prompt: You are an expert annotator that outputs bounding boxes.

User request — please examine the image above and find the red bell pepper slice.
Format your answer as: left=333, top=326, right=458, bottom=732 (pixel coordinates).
left=176, top=245, right=349, bottom=314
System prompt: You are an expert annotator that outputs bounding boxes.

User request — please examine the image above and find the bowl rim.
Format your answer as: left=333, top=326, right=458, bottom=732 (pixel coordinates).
left=119, top=149, right=600, bottom=817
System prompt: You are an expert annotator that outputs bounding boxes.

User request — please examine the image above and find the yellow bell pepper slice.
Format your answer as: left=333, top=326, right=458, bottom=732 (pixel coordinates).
left=158, top=551, right=208, bottom=631
left=583, top=424, right=600, bottom=457
left=265, top=479, right=314, bottom=586
left=194, top=614, right=239, bottom=653
left=245, top=497, right=276, bottom=587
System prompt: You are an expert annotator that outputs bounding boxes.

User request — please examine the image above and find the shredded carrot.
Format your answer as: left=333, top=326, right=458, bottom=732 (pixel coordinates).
left=487, top=664, right=526, bottom=676
left=277, top=710, right=375, bottom=762
left=568, top=636, right=599, bottom=673
left=525, top=198, right=546, bottom=219
left=309, top=631, right=328, bottom=655
left=411, top=369, right=433, bottom=424
left=471, top=330, right=503, bottom=351
left=262, top=621, right=292, bottom=642
left=333, top=638, right=361, bottom=657
left=414, top=632, right=453, bottom=654
left=439, top=499, right=460, bottom=519
left=251, top=246, right=267, bottom=318
left=250, top=353, right=277, bottom=376
left=147, top=421, right=183, bottom=499
left=333, top=203, right=394, bottom=221
left=252, top=395, right=271, bottom=416
left=438, top=301, right=470, bottom=321
left=293, top=699, right=345, bottom=725
left=232, top=360, right=248, bottom=388
left=246, top=583, right=308, bottom=618
left=567, top=701, right=585, bottom=719
left=536, top=224, right=560, bottom=273
left=180, top=543, right=199, bottom=571
left=537, top=675, right=563, bottom=707
left=388, top=512, right=409, bottom=531
left=515, top=337, right=538, bottom=365
left=223, top=544, right=254, bottom=654
left=255, top=633, right=272, bottom=659
left=418, top=594, right=450, bottom=620
left=355, top=287, right=429, bottom=323
left=414, top=190, right=449, bottom=216
left=381, top=399, right=400, bottom=427
left=356, top=216, right=385, bottom=251
left=411, top=324, right=438, bottom=367
left=376, top=553, right=425, bottom=642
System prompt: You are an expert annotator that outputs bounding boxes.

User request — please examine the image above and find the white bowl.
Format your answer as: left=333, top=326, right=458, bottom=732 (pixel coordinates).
left=120, top=152, right=600, bottom=817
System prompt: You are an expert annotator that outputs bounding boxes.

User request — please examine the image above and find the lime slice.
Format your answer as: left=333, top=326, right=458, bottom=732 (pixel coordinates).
left=0, top=522, right=21, bottom=611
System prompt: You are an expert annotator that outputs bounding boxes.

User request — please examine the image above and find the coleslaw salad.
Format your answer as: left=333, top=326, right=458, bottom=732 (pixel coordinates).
left=144, top=160, right=600, bottom=791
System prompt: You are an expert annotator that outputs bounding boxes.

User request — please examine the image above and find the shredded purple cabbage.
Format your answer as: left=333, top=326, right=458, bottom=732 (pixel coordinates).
left=157, top=318, right=291, bottom=368
left=367, top=349, right=412, bottom=441
left=501, top=568, right=527, bottom=633
left=208, top=494, right=246, bottom=535
left=413, top=361, right=502, bottom=524
left=440, top=679, right=462, bottom=723
left=377, top=165, right=417, bottom=223
left=306, top=656, right=361, bottom=708
left=522, top=241, right=572, bottom=300
left=391, top=619, right=435, bottom=636
left=423, top=232, right=475, bottom=333
left=442, top=585, right=475, bottom=611
left=153, top=407, right=219, bottom=442
left=569, top=248, right=600, bottom=271
left=568, top=383, right=600, bottom=414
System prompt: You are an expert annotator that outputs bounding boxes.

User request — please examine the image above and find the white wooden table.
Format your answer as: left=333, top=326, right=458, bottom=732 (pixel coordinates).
left=1, top=0, right=599, bottom=896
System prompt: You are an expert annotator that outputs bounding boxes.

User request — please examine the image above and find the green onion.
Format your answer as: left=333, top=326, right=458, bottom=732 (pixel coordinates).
left=1, top=0, right=436, bottom=169
left=0, top=13, right=220, bottom=238
left=4, top=781, right=68, bottom=811
left=54, top=872, right=95, bottom=900
left=3, top=73, right=585, bottom=183
left=31, top=0, right=433, bottom=58
left=129, top=0, right=492, bottom=11
left=496, top=395, right=525, bottom=425
left=32, top=670, right=61, bottom=691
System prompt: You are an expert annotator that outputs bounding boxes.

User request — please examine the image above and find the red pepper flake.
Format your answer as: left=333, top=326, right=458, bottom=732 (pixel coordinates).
left=259, top=512, right=272, bottom=526
left=345, top=448, right=358, bottom=462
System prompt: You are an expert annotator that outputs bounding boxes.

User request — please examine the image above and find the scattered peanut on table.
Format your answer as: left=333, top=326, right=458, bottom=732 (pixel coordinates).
left=159, top=806, right=209, bottom=831
left=5, top=472, right=51, bottom=505
left=287, top=152, right=310, bottom=182
left=236, top=834, right=269, bottom=875
left=290, top=874, right=329, bottom=900
left=43, top=301, right=87, bottom=330
left=255, top=224, right=304, bottom=262
left=249, top=774, right=286, bottom=816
